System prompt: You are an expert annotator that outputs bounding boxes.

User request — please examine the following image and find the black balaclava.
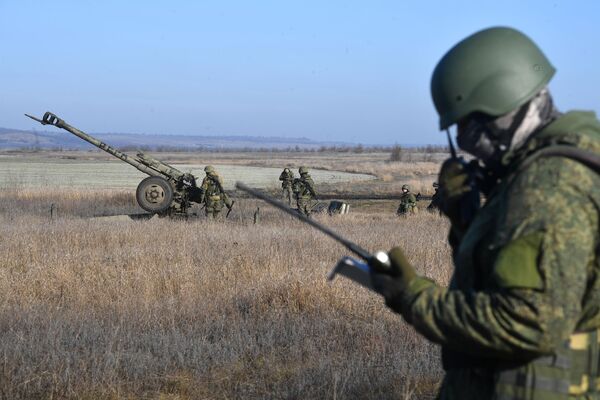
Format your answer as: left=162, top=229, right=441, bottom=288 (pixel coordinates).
left=456, top=88, right=560, bottom=171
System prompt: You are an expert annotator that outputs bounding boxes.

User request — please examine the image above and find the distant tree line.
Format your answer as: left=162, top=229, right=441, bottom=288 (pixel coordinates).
left=388, top=144, right=451, bottom=162
left=9, top=143, right=449, bottom=155
left=120, top=144, right=450, bottom=155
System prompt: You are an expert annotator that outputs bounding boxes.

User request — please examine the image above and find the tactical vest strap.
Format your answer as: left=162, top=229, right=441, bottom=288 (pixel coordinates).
left=509, top=144, right=600, bottom=187
left=493, top=331, right=600, bottom=399
left=535, top=354, right=571, bottom=369
left=589, top=329, right=599, bottom=392
left=495, top=353, right=571, bottom=399
left=497, top=369, right=570, bottom=393
left=568, top=329, right=600, bottom=395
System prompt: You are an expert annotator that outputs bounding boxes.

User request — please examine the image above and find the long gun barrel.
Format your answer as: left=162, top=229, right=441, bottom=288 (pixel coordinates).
left=25, top=112, right=182, bottom=180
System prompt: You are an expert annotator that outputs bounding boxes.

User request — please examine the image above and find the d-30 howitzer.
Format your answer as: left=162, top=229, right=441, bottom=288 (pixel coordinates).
left=25, top=112, right=203, bottom=216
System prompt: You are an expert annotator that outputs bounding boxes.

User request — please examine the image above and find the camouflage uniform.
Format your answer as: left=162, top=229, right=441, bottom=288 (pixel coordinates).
left=427, top=183, right=442, bottom=213
left=370, top=27, right=600, bottom=399
left=397, top=184, right=417, bottom=215
left=279, top=168, right=294, bottom=206
left=392, top=111, right=600, bottom=400
left=293, top=167, right=317, bottom=217
left=199, top=166, right=233, bottom=218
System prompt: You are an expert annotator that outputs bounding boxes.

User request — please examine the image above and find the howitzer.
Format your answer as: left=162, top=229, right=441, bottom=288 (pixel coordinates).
left=25, top=112, right=203, bottom=216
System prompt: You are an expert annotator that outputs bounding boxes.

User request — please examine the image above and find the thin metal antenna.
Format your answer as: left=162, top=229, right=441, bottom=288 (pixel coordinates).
left=446, top=129, right=457, bottom=159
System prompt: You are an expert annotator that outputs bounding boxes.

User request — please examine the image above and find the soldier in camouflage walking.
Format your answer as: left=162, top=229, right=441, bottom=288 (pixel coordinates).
left=199, top=165, right=234, bottom=219
left=370, top=27, right=600, bottom=399
left=396, top=184, right=417, bottom=215
left=279, top=168, right=294, bottom=206
left=293, top=166, right=317, bottom=217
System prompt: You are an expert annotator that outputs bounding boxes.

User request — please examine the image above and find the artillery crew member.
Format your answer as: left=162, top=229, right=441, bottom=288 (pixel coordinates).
left=199, top=165, right=234, bottom=218
left=279, top=168, right=294, bottom=206
left=426, top=182, right=442, bottom=213
left=293, top=166, right=317, bottom=217
left=370, top=27, right=600, bottom=399
left=396, top=184, right=417, bottom=215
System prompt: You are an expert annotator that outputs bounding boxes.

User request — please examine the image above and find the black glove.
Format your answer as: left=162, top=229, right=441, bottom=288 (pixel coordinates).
left=369, top=247, right=417, bottom=314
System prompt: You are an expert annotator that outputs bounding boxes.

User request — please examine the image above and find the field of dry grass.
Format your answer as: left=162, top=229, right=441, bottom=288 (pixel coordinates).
left=0, top=156, right=373, bottom=192
left=0, top=187, right=452, bottom=399
left=0, top=149, right=447, bottom=197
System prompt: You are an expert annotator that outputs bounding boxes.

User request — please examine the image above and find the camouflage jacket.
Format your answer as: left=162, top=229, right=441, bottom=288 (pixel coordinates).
left=397, top=192, right=417, bottom=214
left=279, top=170, right=294, bottom=188
left=199, top=174, right=225, bottom=203
left=391, top=112, right=600, bottom=399
left=293, top=175, right=316, bottom=200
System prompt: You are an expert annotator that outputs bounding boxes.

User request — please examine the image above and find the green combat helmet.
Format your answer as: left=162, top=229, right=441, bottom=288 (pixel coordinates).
left=402, top=184, right=410, bottom=191
left=204, top=165, right=215, bottom=174
left=431, top=27, right=555, bottom=130
left=299, top=166, right=309, bottom=175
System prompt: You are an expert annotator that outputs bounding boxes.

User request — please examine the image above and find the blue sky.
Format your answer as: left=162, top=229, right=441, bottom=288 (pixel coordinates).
left=1, top=1, right=599, bottom=145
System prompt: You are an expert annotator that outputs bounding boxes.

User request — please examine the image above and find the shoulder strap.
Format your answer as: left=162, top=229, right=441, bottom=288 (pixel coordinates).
left=506, top=144, right=600, bottom=190
left=516, top=144, right=600, bottom=175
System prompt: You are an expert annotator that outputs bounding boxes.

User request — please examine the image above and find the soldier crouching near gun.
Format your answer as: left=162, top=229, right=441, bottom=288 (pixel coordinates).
left=369, top=27, right=600, bottom=399
left=292, top=166, right=317, bottom=217
left=396, top=184, right=417, bottom=215
left=279, top=167, right=294, bottom=205
left=199, top=165, right=234, bottom=219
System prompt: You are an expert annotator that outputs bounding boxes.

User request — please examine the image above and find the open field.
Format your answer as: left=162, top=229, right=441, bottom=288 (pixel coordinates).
left=0, top=149, right=446, bottom=196
left=0, top=155, right=374, bottom=191
left=0, top=151, right=450, bottom=399
left=0, top=188, right=450, bottom=399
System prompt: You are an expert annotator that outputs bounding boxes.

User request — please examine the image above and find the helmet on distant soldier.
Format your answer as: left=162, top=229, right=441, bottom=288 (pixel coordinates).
left=431, top=27, right=555, bottom=130
left=402, top=184, right=410, bottom=191
left=299, top=166, right=309, bottom=175
left=204, top=165, right=215, bottom=174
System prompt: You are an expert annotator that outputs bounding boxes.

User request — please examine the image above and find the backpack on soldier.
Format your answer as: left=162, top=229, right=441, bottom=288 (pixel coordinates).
left=292, top=178, right=304, bottom=195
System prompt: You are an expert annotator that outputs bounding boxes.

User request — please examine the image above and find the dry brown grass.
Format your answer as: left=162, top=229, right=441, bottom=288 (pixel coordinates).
left=191, top=151, right=444, bottom=197
left=0, top=187, right=140, bottom=218
left=0, top=188, right=451, bottom=399
left=3, top=150, right=445, bottom=197
left=178, top=152, right=445, bottom=195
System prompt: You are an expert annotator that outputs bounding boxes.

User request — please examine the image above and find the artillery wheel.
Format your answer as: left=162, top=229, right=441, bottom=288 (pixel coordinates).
left=136, top=176, right=174, bottom=213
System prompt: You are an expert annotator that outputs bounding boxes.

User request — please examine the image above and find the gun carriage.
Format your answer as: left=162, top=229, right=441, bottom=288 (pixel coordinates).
left=26, top=112, right=203, bottom=216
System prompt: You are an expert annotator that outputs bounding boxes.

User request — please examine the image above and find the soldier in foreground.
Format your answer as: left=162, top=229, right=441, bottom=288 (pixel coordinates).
left=199, top=165, right=234, bottom=218
left=426, top=182, right=441, bottom=213
left=396, top=184, right=417, bottom=215
left=278, top=167, right=294, bottom=205
left=293, top=166, right=317, bottom=217
left=370, top=27, right=600, bottom=398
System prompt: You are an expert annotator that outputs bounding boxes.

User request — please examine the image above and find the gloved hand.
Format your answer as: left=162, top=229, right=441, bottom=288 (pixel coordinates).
left=438, top=157, right=480, bottom=232
left=439, top=157, right=470, bottom=203
left=369, top=247, right=417, bottom=314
